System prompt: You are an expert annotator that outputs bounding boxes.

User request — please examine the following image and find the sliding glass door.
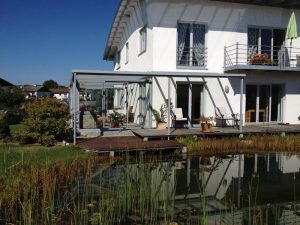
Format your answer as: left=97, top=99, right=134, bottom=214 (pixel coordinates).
left=246, top=84, right=283, bottom=123
left=177, top=82, right=203, bottom=126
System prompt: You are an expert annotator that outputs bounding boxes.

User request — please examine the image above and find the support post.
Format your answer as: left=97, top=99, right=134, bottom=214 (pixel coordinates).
left=102, top=83, right=105, bottom=116
left=126, top=83, right=129, bottom=129
left=73, top=73, right=77, bottom=145
left=239, top=77, right=244, bottom=136
left=167, top=77, right=171, bottom=139
left=188, top=81, right=192, bottom=128
left=148, top=80, right=153, bottom=128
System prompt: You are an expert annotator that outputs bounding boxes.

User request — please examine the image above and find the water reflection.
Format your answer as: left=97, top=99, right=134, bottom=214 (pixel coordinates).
left=94, top=154, right=300, bottom=224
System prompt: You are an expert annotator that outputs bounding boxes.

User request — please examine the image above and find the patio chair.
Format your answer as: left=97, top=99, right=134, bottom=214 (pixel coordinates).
left=171, top=108, right=188, bottom=128
left=215, top=107, right=239, bottom=128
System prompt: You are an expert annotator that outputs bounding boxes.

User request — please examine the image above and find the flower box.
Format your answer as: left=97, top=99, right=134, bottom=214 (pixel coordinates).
left=249, top=53, right=271, bottom=65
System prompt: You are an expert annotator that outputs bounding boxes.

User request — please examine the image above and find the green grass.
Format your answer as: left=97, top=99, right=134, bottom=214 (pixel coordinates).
left=9, top=123, right=28, bottom=134
left=0, top=143, right=88, bottom=174
left=177, top=134, right=300, bottom=155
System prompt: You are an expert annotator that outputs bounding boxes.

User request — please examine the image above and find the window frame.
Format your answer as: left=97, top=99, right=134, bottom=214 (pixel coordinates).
left=176, top=21, right=207, bottom=69
left=115, top=51, right=121, bottom=70
left=139, top=26, right=147, bottom=55
left=247, top=26, right=286, bottom=60
left=125, top=42, right=129, bottom=64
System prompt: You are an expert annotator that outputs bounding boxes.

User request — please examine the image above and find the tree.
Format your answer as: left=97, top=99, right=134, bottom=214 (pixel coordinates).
left=22, top=98, right=70, bottom=146
left=0, top=87, right=25, bottom=109
left=43, top=80, right=59, bottom=89
left=0, top=87, right=25, bottom=124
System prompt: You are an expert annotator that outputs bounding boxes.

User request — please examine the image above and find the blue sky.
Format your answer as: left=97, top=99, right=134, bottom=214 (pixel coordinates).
left=0, top=0, right=119, bottom=86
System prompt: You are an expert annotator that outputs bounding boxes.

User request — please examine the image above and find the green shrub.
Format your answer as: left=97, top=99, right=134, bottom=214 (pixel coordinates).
left=13, top=130, right=37, bottom=144
left=4, top=107, right=24, bottom=125
left=23, top=98, right=70, bottom=146
left=37, top=135, right=55, bottom=147
left=0, top=119, right=10, bottom=139
left=0, top=87, right=25, bottom=109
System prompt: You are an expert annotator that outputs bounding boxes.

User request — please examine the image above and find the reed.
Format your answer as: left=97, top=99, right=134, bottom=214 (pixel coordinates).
left=2, top=143, right=287, bottom=225
left=178, top=134, right=300, bottom=155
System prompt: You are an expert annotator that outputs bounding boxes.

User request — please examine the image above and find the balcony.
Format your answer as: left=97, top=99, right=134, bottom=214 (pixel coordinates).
left=224, top=43, right=300, bottom=72
left=210, top=0, right=300, bottom=9
left=177, top=46, right=207, bottom=69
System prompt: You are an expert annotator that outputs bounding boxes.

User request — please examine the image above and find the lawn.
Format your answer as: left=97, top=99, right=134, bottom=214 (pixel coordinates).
left=0, top=143, right=89, bottom=175
left=9, top=123, right=28, bottom=134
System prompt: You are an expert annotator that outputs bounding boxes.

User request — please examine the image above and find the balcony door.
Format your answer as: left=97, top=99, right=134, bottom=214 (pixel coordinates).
left=248, top=27, right=285, bottom=63
left=246, top=84, right=283, bottom=123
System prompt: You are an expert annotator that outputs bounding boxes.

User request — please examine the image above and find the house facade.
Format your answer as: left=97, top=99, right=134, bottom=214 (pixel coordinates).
left=49, top=88, right=70, bottom=101
left=20, top=85, right=51, bottom=99
left=104, top=0, right=300, bottom=126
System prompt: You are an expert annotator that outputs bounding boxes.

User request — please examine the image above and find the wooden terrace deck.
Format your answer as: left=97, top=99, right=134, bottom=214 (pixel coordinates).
left=76, top=124, right=300, bottom=154
left=133, top=124, right=300, bottom=140
left=76, top=136, right=185, bottom=154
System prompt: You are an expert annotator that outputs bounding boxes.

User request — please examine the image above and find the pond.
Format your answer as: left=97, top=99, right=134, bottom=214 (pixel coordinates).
left=1, top=152, right=300, bottom=225
left=81, top=153, right=300, bottom=225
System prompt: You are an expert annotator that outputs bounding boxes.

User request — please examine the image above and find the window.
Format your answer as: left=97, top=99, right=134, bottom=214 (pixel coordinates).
left=115, top=51, right=120, bottom=69
left=177, top=22, right=206, bottom=67
left=139, top=26, right=147, bottom=54
left=125, top=42, right=129, bottom=64
left=248, top=27, right=285, bottom=63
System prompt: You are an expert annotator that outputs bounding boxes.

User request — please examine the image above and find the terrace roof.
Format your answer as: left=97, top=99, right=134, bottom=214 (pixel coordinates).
left=72, top=70, right=246, bottom=89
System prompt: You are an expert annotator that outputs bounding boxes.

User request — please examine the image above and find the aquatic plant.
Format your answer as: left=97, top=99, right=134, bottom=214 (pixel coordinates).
left=177, top=134, right=300, bottom=155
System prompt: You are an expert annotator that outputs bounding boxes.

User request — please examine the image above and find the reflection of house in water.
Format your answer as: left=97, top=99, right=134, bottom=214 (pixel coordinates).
left=175, top=156, right=243, bottom=201
left=91, top=154, right=300, bottom=224
left=229, top=154, right=300, bottom=224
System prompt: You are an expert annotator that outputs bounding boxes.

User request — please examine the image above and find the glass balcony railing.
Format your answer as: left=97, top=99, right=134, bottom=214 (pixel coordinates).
left=224, top=43, right=300, bottom=71
left=177, top=46, right=207, bottom=68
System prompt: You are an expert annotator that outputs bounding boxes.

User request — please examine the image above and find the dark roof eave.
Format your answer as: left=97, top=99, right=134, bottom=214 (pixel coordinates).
left=103, top=0, right=124, bottom=61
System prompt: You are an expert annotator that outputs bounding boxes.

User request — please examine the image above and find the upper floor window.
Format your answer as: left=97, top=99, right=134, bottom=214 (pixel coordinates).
left=125, top=42, right=129, bottom=64
left=139, top=26, right=147, bottom=54
left=177, top=22, right=206, bottom=67
left=115, top=51, right=120, bottom=69
left=248, top=27, right=285, bottom=63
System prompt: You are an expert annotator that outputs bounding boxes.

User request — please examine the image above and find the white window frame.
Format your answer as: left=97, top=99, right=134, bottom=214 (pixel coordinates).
left=139, top=26, right=147, bottom=55
left=177, top=21, right=207, bottom=69
left=125, top=42, right=129, bottom=64
left=247, top=26, right=285, bottom=60
left=115, top=51, right=121, bottom=69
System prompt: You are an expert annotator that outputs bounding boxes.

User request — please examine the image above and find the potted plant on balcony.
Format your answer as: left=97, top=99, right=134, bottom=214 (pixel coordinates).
left=249, top=53, right=271, bottom=65
left=109, top=110, right=125, bottom=128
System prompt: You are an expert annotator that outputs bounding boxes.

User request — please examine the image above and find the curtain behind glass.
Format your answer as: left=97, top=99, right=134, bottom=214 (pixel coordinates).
left=193, top=24, right=206, bottom=66
left=247, top=28, right=259, bottom=59
left=177, top=23, right=190, bottom=65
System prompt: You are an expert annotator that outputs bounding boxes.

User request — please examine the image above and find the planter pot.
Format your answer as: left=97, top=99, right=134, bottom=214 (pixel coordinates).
left=157, top=122, right=167, bottom=130
left=201, top=122, right=212, bottom=133
left=110, top=122, right=119, bottom=128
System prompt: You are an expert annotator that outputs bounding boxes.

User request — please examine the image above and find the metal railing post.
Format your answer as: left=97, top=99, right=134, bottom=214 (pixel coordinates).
left=236, top=42, right=239, bottom=65
left=224, top=46, right=226, bottom=67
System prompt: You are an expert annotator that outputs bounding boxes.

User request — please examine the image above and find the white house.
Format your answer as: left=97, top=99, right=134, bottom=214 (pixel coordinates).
left=49, top=88, right=70, bottom=101
left=103, top=0, right=300, bottom=126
